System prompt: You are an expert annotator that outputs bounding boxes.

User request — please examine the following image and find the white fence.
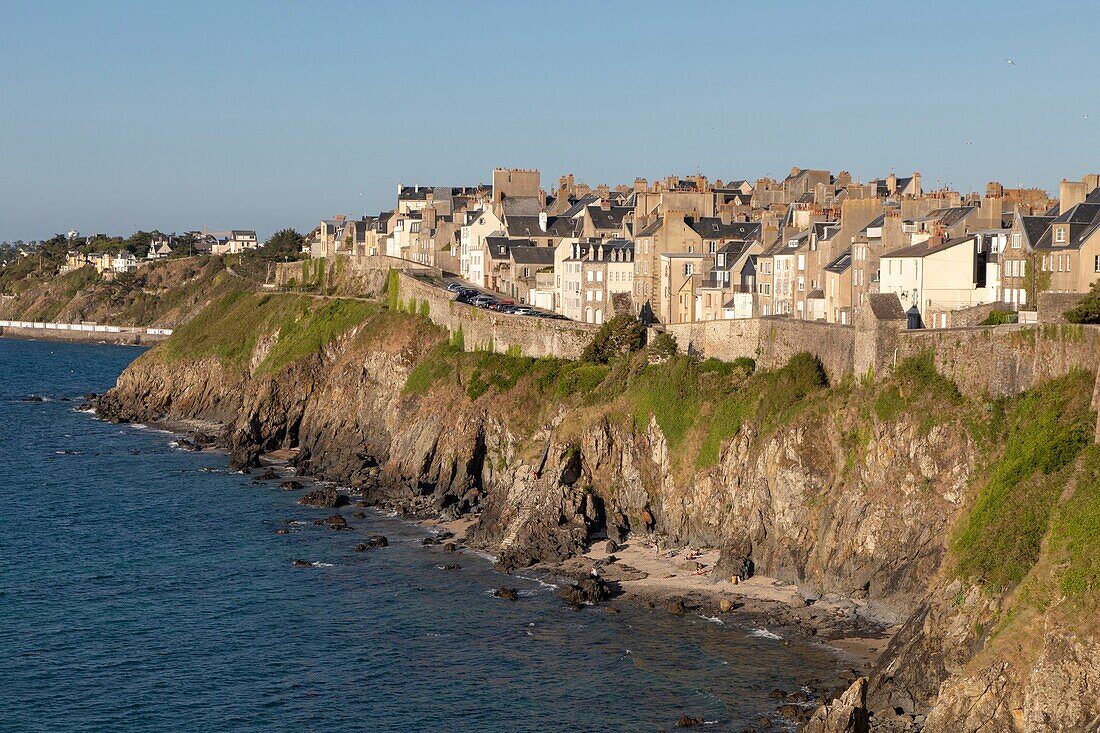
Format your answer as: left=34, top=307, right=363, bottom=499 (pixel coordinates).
left=0, top=320, right=173, bottom=336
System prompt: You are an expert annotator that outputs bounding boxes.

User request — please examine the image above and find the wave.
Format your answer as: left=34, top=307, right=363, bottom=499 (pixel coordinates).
left=748, top=627, right=782, bottom=640
left=311, top=562, right=334, bottom=568
left=697, top=614, right=724, bottom=625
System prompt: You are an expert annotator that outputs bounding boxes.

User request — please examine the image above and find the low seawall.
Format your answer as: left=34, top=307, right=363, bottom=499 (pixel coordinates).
left=0, top=320, right=172, bottom=346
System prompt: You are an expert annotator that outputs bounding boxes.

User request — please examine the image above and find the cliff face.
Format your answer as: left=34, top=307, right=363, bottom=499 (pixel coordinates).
left=95, top=294, right=1100, bottom=731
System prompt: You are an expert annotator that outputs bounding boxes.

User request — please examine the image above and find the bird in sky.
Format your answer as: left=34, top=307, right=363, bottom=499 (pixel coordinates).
left=1005, top=59, right=1016, bottom=65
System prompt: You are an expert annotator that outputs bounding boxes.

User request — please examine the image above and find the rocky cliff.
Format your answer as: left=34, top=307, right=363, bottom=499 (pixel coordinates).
left=95, top=291, right=1100, bottom=731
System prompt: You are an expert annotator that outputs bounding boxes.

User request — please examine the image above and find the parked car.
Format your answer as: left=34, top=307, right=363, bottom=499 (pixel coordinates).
left=446, top=282, right=464, bottom=292
left=471, top=295, right=497, bottom=308
left=488, top=300, right=515, bottom=312
left=513, top=307, right=535, bottom=316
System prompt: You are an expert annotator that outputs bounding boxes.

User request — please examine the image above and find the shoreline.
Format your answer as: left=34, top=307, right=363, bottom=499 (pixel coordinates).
left=0, top=328, right=164, bottom=346
left=101, top=411, right=893, bottom=673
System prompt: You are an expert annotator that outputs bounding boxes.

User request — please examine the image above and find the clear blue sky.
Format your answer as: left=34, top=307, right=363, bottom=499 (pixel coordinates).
left=1, top=0, right=1097, bottom=242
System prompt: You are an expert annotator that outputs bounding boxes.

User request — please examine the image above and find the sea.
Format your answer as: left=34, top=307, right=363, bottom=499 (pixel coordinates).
left=0, top=338, right=847, bottom=732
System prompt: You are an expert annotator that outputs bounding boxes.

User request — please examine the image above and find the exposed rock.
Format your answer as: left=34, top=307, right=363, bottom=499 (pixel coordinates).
left=442, top=542, right=457, bottom=553
left=280, top=480, right=303, bottom=491
left=675, top=714, right=705, bottom=727
left=252, top=469, right=278, bottom=481
left=298, top=487, right=348, bottom=508
left=493, top=587, right=519, bottom=601
left=291, top=559, right=311, bottom=567
left=357, top=535, right=388, bottom=550
left=558, top=577, right=612, bottom=609
left=321, top=513, right=347, bottom=530
left=719, top=598, right=737, bottom=613
left=667, top=599, right=686, bottom=615
left=440, top=563, right=461, bottom=570
left=274, top=528, right=289, bottom=535
left=20, top=395, right=44, bottom=402
left=802, top=677, right=869, bottom=733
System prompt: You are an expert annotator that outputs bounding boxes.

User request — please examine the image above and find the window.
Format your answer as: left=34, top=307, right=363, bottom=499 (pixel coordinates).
left=687, top=246, right=694, bottom=254
left=797, top=276, right=805, bottom=292
left=596, top=291, right=603, bottom=302
left=596, top=271, right=603, bottom=282
left=1042, top=255, right=1048, bottom=272
left=523, top=267, right=530, bottom=278
left=716, top=253, right=726, bottom=267
left=683, top=263, right=694, bottom=276
left=1012, top=233, right=1022, bottom=249
left=1020, top=260, right=1026, bottom=277
left=587, top=271, right=593, bottom=282
left=708, top=242, right=716, bottom=253
left=1056, top=227, right=1067, bottom=244
left=797, top=254, right=806, bottom=271
left=1095, top=255, right=1100, bottom=273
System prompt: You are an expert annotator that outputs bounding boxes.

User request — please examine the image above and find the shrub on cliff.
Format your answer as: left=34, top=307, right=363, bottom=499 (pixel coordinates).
left=647, top=332, right=678, bottom=361
left=1064, top=280, right=1100, bottom=324
left=581, top=315, right=646, bottom=364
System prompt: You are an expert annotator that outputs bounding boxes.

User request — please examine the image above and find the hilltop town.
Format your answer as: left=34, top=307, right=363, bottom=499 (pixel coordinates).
left=301, top=166, right=1100, bottom=330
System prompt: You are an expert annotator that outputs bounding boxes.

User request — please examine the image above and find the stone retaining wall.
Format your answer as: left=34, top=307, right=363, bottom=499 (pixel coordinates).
left=894, top=323, right=1100, bottom=398
left=395, top=272, right=599, bottom=359
left=667, top=318, right=855, bottom=382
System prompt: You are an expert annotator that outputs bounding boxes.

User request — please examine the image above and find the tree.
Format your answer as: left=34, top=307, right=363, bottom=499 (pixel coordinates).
left=582, top=314, right=646, bottom=363
left=1064, top=280, right=1100, bottom=324
left=264, top=228, right=304, bottom=259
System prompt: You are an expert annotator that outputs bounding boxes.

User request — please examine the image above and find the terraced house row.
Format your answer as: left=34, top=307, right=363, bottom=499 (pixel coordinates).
left=305, top=167, right=1100, bottom=328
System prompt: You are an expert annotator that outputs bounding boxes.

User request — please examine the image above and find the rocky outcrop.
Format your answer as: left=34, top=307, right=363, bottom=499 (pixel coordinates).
left=93, top=306, right=1098, bottom=731
left=803, top=678, right=869, bottom=733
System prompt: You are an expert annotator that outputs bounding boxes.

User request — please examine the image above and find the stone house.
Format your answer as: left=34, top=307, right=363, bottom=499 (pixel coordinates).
left=659, top=252, right=706, bottom=324
left=501, top=245, right=555, bottom=306
left=1032, top=195, right=1100, bottom=295
left=823, top=249, right=853, bottom=324
left=459, top=208, right=503, bottom=286
left=1000, top=213, right=1053, bottom=309
left=560, top=239, right=634, bottom=323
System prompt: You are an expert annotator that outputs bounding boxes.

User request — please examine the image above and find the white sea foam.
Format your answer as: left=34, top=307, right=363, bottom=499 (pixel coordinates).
left=697, top=614, right=724, bottom=625
left=311, top=562, right=334, bottom=568
left=748, top=627, right=782, bottom=640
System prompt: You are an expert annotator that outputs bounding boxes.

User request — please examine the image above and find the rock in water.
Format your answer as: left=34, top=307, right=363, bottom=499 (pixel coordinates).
left=801, top=677, right=869, bottom=733
left=442, top=542, right=457, bottom=553
left=298, top=487, right=348, bottom=508
left=324, top=513, right=348, bottom=530
left=291, top=559, right=311, bottom=567
left=354, top=535, right=388, bottom=552
left=493, top=587, right=519, bottom=601
left=667, top=599, right=686, bottom=615
left=280, top=480, right=303, bottom=491
left=559, top=577, right=612, bottom=609
left=676, top=714, right=705, bottom=727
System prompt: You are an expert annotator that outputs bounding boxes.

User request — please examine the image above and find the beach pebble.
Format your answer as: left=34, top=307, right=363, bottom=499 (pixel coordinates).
left=667, top=600, right=686, bottom=615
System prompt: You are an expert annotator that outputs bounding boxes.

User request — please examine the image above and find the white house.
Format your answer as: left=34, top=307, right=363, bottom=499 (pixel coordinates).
left=112, top=251, right=138, bottom=273
left=880, top=234, right=1000, bottom=328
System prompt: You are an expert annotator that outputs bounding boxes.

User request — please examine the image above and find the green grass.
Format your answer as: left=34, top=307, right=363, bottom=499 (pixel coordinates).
left=257, top=298, right=379, bottom=374
left=162, top=291, right=377, bottom=373
left=1049, top=446, right=1100, bottom=600
left=952, top=371, right=1096, bottom=590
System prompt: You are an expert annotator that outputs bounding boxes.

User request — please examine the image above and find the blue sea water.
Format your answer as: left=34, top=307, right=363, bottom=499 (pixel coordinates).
left=0, top=338, right=847, bottom=733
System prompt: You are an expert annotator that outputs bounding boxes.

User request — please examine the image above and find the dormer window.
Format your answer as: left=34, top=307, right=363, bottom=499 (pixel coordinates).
left=1055, top=227, right=1067, bottom=244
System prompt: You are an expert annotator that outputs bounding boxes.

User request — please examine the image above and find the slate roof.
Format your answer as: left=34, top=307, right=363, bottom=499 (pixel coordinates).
left=867, top=293, right=906, bottom=320
left=824, top=249, right=852, bottom=274
left=1086, top=187, right=1100, bottom=204
left=486, top=236, right=514, bottom=260
left=688, top=218, right=761, bottom=241
left=586, top=204, right=631, bottom=230
left=1033, top=202, right=1100, bottom=250
left=502, top=197, right=543, bottom=216
left=884, top=235, right=974, bottom=259
left=924, top=206, right=976, bottom=228
left=635, top=217, right=663, bottom=237
left=860, top=214, right=886, bottom=235
left=509, top=246, right=556, bottom=266
left=1022, top=215, right=1054, bottom=246
left=505, top=215, right=579, bottom=238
